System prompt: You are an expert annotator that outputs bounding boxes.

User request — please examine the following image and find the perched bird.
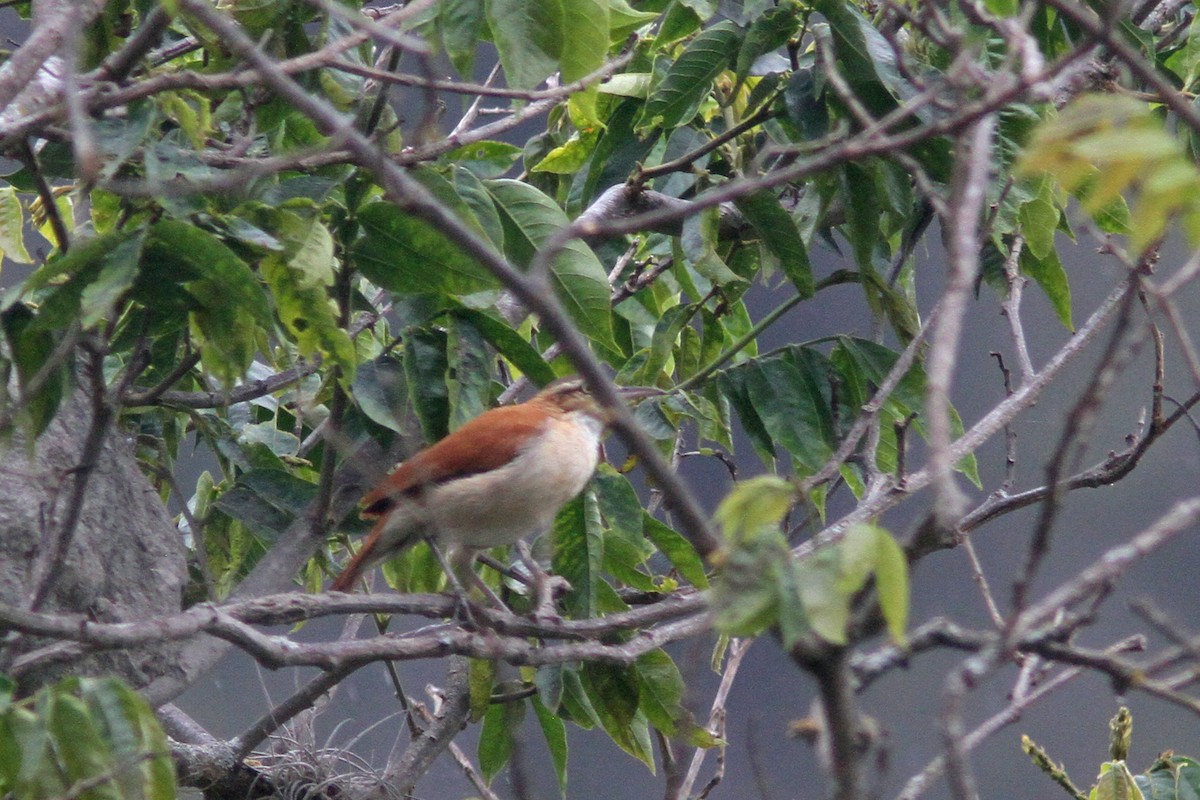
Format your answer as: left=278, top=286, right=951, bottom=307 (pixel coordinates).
left=330, top=377, right=658, bottom=600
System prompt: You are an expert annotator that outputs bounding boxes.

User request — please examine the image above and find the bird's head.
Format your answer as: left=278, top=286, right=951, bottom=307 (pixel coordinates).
left=533, top=376, right=663, bottom=422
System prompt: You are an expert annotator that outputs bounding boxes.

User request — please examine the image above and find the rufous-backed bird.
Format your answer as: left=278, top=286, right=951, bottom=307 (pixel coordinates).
left=329, top=377, right=659, bottom=601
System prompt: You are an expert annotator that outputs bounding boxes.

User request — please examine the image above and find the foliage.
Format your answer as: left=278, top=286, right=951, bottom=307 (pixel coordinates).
left=0, top=675, right=175, bottom=800
left=1024, top=708, right=1200, bottom=800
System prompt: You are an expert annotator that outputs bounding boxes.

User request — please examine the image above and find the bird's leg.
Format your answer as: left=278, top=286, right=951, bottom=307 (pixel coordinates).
left=425, top=538, right=482, bottom=627
left=515, top=540, right=572, bottom=622
left=458, top=550, right=508, bottom=611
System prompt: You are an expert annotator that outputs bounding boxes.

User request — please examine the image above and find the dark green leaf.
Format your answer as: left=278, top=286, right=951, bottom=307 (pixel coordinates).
left=145, top=221, right=272, bottom=385
left=643, top=514, right=709, bottom=588
left=445, top=141, right=522, bottom=180
left=48, top=693, right=121, bottom=800
left=404, top=327, right=451, bottom=442
left=440, top=0, right=485, bottom=75
left=558, top=666, right=602, bottom=730
left=450, top=309, right=556, bottom=386
left=729, top=349, right=837, bottom=474
left=532, top=696, right=569, bottom=794
left=735, top=4, right=799, bottom=82
left=1, top=303, right=69, bottom=437
left=445, top=314, right=492, bottom=430
left=733, top=191, right=814, bottom=297
left=352, top=202, right=499, bottom=295
left=485, top=179, right=617, bottom=353
left=485, top=0, right=562, bottom=89
left=634, top=649, right=685, bottom=736
left=451, top=167, right=507, bottom=250
left=478, top=698, right=524, bottom=782
left=352, top=356, right=409, bottom=433
left=715, top=368, right=775, bottom=463
left=1019, top=244, right=1073, bottom=331
left=561, top=0, right=608, bottom=127
left=640, top=21, right=742, bottom=132
left=552, top=492, right=605, bottom=618
left=582, top=663, right=654, bottom=766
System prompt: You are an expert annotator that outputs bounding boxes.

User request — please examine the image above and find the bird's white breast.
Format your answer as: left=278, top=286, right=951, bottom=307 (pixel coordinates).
left=423, top=410, right=604, bottom=549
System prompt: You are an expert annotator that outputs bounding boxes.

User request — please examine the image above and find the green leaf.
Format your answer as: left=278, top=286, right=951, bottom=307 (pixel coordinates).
left=478, top=699, right=524, bottom=783
left=532, top=696, right=569, bottom=795
left=811, top=0, right=906, bottom=120
left=48, top=693, right=122, bottom=800
left=635, top=649, right=686, bottom=736
left=352, top=356, right=409, bottom=433
left=440, top=0, right=486, bottom=75
left=833, top=337, right=980, bottom=486
left=1, top=303, right=69, bottom=437
left=837, top=522, right=879, bottom=596
left=594, top=467, right=648, bottom=541
left=608, top=0, right=659, bottom=39
left=485, top=0, right=563, bottom=90
left=733, top=190, right=814, bottom=297
left=352, top=202, right=499, bottom=295
left=1018, top=176, right=1060, bottom=260
left=639, top=21, right=742, bottom=132
left=784, top=63, right=830, bottom=140
left=1137, top=755, right=1200, bottom=800
left=643, top=514, right=709, bottom=588
left=795, top=549, right=849, bottom=645
left=532, top=130, right=601, bottom=174
left=558, top=666, right=601, bottom=729
left=0, top=186, right=30, bottom=264
left=404, top=327, right=451, bottom=442
left=78, top=678, right=175, bottom=800
left=159, top=90, right=213, bottom=150
left=735, top=3, right=800, bottom=83
left=1019, top=245, right=1073, bottom=331
left=598, top=72, right=652, bottom=98
left=1093, top=761, right=1145, bottom=800
left=680, top=209, right=743, bottom=288
left=445, top=141, right=523, bottom=180
left=145, top=221, right=272, bottom=385
left=451, top=166, right=508, bottom=250
left=445, top=314, right=492, bottom=431
left=213, top=469, right=318, bottom=538
left=469, top=658, right=496, bottom=723
left=561, top=0, right=608, bottom=127
left=553, top=491, right=605, bottom=618
left=581, top=663, right=654, bottom=768
left=710, top=522, right=794, bottom=639
left=449, top=310, right=552, bottom=386
left=715, top=368, right=775, bottom=462
left=714, top=474, right=793, bottom=543
left=872, top=526, right=909, bottom=646
left=723, top=349, right=837, bottom=474
left=262, top=255, right=355, bottom=379
left=485, top=179, right=616, bottom=353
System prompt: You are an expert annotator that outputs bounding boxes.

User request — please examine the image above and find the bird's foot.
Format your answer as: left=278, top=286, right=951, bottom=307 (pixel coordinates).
left=514, top=540, right=572, bottom=622
left=531, top=573, right=572, bottom=624
left=448, top=591, right=484, bottom=629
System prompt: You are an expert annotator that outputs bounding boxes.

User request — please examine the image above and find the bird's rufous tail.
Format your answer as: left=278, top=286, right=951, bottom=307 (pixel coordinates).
left=329, top=528, right=382, bottom=592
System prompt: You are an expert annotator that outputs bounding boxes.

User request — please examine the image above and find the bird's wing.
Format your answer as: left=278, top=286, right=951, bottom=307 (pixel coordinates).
left=360, top=403, right=554, bottom=517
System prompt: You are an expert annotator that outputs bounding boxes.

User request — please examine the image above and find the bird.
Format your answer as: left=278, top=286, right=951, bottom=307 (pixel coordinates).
left=329, top=376, right=659, bottom=606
